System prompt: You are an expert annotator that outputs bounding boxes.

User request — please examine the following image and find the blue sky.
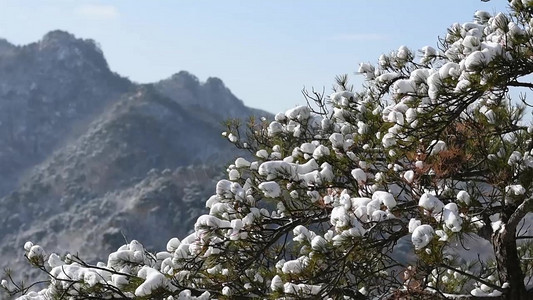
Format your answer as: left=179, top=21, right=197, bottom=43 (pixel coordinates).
left=0, top=0, right=511, bottom=114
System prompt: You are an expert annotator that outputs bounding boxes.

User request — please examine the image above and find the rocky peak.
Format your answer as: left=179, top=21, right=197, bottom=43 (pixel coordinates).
left=40, top=30, right=77, bottom=45
left=169, top=71, right=201, bottom=87
left=0, top=30, right=271, bottom=289
left=154, top=71, right=259, bottom=119
left=0, top=31, right=131, bottom=196
left=205, top=76, right=225, bottom=89
left=0, top=38, right=16, bottom=55
left=37, top=30, right=109, bottom=72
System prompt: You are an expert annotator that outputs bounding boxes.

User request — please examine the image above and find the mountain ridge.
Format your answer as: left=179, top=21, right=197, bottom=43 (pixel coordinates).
left=0, top=30, right=271, bottom=287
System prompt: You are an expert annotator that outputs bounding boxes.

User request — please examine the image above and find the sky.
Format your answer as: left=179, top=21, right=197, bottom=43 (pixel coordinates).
left=0, top=0, right=512, bottom=114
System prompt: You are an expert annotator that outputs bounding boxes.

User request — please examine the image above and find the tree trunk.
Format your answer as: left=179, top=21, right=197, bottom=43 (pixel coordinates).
left=492, top=225, right=528, bottom=300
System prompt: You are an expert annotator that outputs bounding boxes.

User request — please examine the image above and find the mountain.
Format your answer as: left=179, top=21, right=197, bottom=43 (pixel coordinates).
left=155, top=71, right=267, bottom=121
left=0, top=30, right=132, bottom=196
left=0, top=30, right=271, bottom=286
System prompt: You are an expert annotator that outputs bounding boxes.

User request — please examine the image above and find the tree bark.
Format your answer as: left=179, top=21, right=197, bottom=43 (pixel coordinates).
left=492, top=225, right=528, bottom=300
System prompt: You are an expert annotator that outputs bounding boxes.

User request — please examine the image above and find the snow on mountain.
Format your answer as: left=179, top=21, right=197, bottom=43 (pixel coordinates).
left=0, top=31, right=271, bottom=285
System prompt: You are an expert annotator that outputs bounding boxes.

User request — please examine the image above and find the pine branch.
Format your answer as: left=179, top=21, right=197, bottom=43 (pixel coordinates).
left=508, top=81, right=533, bottom=89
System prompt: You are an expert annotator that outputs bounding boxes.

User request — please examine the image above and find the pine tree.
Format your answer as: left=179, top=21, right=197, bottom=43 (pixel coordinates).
left=5, top=1, right=533, bottom=299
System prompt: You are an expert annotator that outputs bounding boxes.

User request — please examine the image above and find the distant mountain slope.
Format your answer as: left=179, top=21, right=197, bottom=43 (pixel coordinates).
left=0, top=31, right=271, bottom=286
left=0, top=30, right=133, bottom=195
left=155, top=71, right=268, bottom=121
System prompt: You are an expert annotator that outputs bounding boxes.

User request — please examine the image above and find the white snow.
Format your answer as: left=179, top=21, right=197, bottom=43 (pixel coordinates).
left=270, top=275, right=283, bottom=291
left=227, top=133, right=238, bottom=143
left=274, top=112, right=286, bottom=122
left=358, top=62, right=375, bottom=79
left=436, top=229, right=449, bottom=241
left=313, top=145, right=330, bottom=160
left=403, top=170, right=415, bottom=183
left=235, top=157, right=251, bottom=168
left=420, top=46, right=436, bottom=63
left=268, top=121, right=283, bottom=136
left=456, top=190, right=471, bottom=205
left=282, top=256, right=309, bottom=274
left=258, top=181, right=282, bottom=198
left=256, top=149, right=269, bottom=159
left=419, top=193, right=444, bottom=213
left=293, top=225, right=316, bottom=243
left=284, top=282, right=322, bottom=295
left=222, top=286, right=232, bottom=296
left=258, top=161, right=296, bottom=180
left=329, top=133, right=344, bottom=149
left=377, top=72, right=400, bottom=83
left=135, top=266, right=168, bottom=297
left=427, top=72, right=441, bottom=99
left=27, top=245, right=46, bottom=263
left=300, top=142, right=316, bottom=154
left=331, top=206, right=350, bottom=229
left=428, top=140, right=447, bottom=156
left=393, top=79, right=416, bottom=95
left=47, top=253, right=64, bottom=268
left=484, top=109, right=496, bottom=124
left=410, top=68, right=431, bottom=83
left=166, top=237, right=181, bottom=252
left=330, top=91, right=355, bottom=103
left=372, top=191, right=396, bottom=209
left=415, top=160, right=424, bottom=169
left=508, top=151, right=522, bottom=165
left=439, top=62, right=461, bottom=79
left=351, top=168, right=367, bottom=185
left=320, top=162, right=334, bottom=183
left=506, top=184, right=525, bottom=196
left=382, top=132, right=396, bottom=148
left=311, top=236, right=327, bottom=251
left=228, top=169, right=240, bottom=180
left=397, top=45, right=411, bottom=60
left=411, top=224, right=434, bottom=249
left=285, top=105, right=311, bottom=122
left=24, top=241, right=34, bottom=251
left=443, top=203, right=463, bottom=232
left=408, top=218, right=422, bottom=233
left=194, top=215, right=231, bottom=231
left=216, top=180, right=233, bottom=197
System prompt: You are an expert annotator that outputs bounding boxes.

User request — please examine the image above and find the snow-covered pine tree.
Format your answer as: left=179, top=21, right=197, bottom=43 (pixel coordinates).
left=5, top=1, right=533, bottom=299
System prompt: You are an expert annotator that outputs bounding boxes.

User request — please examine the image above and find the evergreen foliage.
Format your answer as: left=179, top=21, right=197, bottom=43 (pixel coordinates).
left=5, top=1, right=533, bottom=299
